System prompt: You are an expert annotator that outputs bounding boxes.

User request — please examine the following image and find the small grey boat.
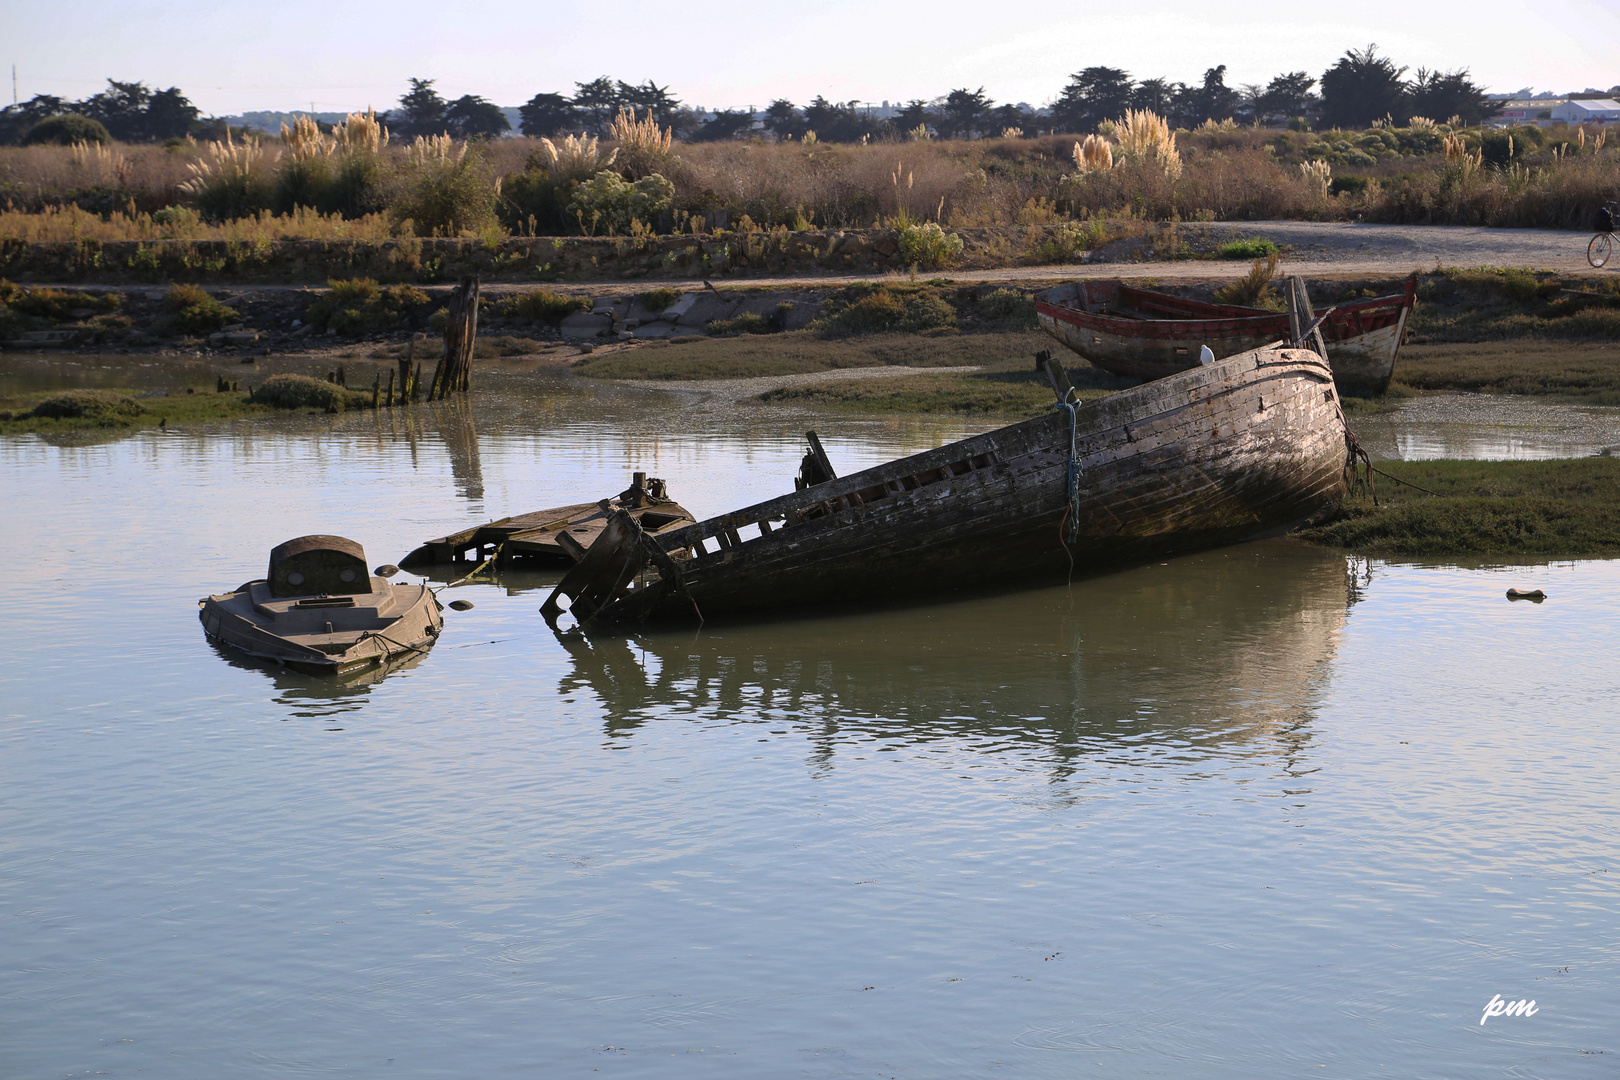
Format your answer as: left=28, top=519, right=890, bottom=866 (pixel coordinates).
left=198, top=535, right=444, bottom=676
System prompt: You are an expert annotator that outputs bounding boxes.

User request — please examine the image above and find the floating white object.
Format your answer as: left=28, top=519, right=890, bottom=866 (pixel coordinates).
left=1199, top=345, right=1215, bottom=366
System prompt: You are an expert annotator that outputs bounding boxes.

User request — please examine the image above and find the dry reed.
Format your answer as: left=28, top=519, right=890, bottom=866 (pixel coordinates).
left=536, top=133, right=616, bottom=179
left=0, top=202, right=396, bottom=241
left=1072, top=134, right=1114, bottom=173
left=1110, top=110, right=1182, bottom=179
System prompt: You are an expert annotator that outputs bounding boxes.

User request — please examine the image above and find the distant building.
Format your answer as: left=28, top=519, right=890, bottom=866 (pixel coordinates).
left=1486, top=96, right=1566, bottom=127
left=1551, top=98, right=1620, bottom=124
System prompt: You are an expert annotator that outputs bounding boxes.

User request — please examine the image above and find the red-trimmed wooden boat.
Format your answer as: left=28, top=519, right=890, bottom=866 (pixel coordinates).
left=1034, top=276, right=1415, bottom=394
left=540, top=344, right=1350, bottom=628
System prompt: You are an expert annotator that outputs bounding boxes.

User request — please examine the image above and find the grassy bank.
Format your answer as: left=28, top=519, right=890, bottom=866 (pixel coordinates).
left=758, top=357, right=1135, bottom=416
left=1297, top=459, right=1620, bottom=556
left=1409, top=269, right=1620, bottom=343
left=0, top=374, right=377, bottom=435
left=1395, top=342, right=1620, bottom=404
left=0, top=386, right=273, bottom=435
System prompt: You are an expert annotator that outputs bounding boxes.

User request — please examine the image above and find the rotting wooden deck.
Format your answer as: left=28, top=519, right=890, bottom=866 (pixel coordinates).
left=400, top=475, right=695, bottom=568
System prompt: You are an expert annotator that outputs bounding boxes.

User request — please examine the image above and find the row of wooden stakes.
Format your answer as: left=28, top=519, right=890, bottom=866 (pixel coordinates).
left=368, top=274, right=482, bottom=408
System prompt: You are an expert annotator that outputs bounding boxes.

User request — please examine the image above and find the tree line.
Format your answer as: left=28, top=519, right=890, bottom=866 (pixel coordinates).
left=0, top=45, right=1499, bottom=149
left=1049, top=47, right=1492, bottom=134
left=509, top=45, right=1491, bottom=142
left=0, top=80, right=204, bottom=145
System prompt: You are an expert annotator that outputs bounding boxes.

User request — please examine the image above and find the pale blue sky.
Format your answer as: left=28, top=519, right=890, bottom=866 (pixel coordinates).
left=4, top=0, right=1617, bottom=116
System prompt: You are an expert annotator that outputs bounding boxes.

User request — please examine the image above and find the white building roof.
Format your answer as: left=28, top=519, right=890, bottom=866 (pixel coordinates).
left=1558, top=98, right=1620, bottom=113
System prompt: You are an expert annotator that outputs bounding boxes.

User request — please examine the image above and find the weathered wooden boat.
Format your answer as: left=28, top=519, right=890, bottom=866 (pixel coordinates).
left=1034, top=275, right=1415, bottom=394
left=541, top=343, right=1351, bottom=629
left=401, top=473, right=695, bottom=568
left=199, top=535, right=444, bottom=675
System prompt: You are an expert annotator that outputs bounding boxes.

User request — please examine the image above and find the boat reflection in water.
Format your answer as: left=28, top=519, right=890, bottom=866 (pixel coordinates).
left=546, top=539, right=1355, bottom=775
left=205, top=639, right=431, bottom=720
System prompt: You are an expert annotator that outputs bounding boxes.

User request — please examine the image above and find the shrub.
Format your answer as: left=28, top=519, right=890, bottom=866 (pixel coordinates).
left=321, top=151, right=389, bottom=218
left=1109, top=110, right=1183, bottom=179
left=249, top=374, right=372, bottom=411
left=639, top=287, right=682, bottom=312
left=491, top=288, right=589, bottom=324
left=158, top=283, right=239, bottom=336
left=1213, top=253, right=1281, bottom=307
left=272, top=154, right=335, bottom=216
left=813, top=288, right=958, bottom=336
left=897, top=222, right=964, bottom=269
left=1444, top=267, right=1558, bottom=304
left=534, top=133, right=618, bottom=181
left=22, top=115, right=111, bottom=146
left=567, top=170, right=674, bottom=235
left=975, top=288, right=1035, bottom=328
left=1218, top=237, right=1280, bottom=259
left=393, top=140, right=500, bottom=237
left=267, top=111, right=391, bottom=218
left=707, top=312, right=775, bottom=336
left=499, top=169, right=569, bottom=234
left=150, top=206, right=201, bottom=232
left=29, top=390, right=145, bottom=424
left=0, top=281, right=122, bottom=321
left=180, top=134, right=276, bottom=221
left=1032, top=220, right=1103, bottom=263
left=608, top=107, right=677, bottom=180
left=304, top=278, right=431, bottom=334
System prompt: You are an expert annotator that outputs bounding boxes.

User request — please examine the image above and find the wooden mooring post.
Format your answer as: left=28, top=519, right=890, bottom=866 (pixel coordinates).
left=397, top=338, right=414, bottom=405
left=430, top=276, right=480, bottom=400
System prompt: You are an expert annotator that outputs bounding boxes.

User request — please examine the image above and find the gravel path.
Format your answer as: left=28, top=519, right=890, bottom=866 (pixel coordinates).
left=549, top=221, right=1606, bottom=293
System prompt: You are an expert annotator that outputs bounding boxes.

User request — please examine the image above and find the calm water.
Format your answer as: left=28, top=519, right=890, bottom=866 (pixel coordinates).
left=3, top=360, right=1618, bottom=1078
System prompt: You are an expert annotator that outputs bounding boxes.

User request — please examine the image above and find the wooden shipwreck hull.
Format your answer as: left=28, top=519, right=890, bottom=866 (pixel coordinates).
left=401, top=474, right=695, bottom=568
left=1034, top=277, right=1414, bottom=395
left=542, top=345, right=1350, bottom=627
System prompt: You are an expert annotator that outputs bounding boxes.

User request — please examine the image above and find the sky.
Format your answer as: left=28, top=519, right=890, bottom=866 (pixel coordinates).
left=4, top=0, right=1618, bottom=117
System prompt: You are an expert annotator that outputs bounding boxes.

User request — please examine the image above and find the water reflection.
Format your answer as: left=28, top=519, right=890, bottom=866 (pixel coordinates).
left=205, top=639, right=429, bottom=720
left=427, top=396, right=484, bottom=501
left=544, top=540, right=1352, bottom=776
left=1351, top=393, right=1620, bottom=460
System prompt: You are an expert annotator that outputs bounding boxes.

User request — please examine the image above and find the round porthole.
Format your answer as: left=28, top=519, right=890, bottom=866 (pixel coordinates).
left=339, top=569, right=356, bottom=582
left=287, top=571, right=305, bottom=586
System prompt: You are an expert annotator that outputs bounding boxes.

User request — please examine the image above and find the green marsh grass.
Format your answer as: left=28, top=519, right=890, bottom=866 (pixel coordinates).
left=1298, top=458, right=1620, bottom=556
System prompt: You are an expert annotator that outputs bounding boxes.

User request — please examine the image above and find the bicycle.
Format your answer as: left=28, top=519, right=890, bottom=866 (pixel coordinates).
left=1592, top=206, right=1616, bottom=268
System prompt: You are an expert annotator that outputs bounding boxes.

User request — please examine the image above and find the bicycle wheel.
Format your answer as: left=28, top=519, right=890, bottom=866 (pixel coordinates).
left=1590, top=233, right=1613, bottom=268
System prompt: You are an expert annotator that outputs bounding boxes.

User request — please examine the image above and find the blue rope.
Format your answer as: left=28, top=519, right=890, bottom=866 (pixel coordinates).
left=1053, top=394, right=1082, bottom=544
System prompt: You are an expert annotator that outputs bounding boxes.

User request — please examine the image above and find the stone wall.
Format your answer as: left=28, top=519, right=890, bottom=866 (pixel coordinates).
left=0, top=225, right=1085, bottom=285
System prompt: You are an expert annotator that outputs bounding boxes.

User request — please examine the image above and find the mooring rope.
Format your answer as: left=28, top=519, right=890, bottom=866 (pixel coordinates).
left=361, top=629, right=420, bottom=661
left=434, top=542, right=504, bottom=594
left=1052, top=391, right=1083, bottom=577
left=1328, top=395, right=1378, bottom=507
left=1368, top=464, right=1444, bottom=497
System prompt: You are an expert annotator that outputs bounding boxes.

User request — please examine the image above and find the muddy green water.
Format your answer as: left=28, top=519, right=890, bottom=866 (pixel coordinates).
left=3, top=359, right=1618, bottom=1078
